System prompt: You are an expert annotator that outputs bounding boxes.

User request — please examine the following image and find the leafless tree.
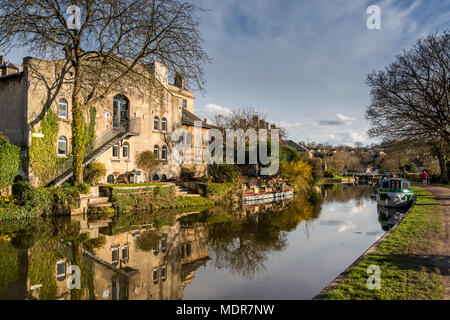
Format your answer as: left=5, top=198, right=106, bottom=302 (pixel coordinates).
left=0, top=0, right=210, bottom=184
left=366, top=31, right=449, bottom=183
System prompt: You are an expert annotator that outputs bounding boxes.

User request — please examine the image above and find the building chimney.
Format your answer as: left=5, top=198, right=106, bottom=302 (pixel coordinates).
left=174, top=72, right=185, bottom=89
left=0, top=55, right=4, bottom=66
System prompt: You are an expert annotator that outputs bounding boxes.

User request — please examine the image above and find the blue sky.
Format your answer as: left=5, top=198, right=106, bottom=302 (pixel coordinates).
left=192, top=0, right=450, bottom=145
left=5, top=0, right=450, bottom=146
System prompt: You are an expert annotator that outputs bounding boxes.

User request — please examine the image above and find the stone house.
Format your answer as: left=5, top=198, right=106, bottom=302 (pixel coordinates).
left=0, top=56, right=208, bottom=186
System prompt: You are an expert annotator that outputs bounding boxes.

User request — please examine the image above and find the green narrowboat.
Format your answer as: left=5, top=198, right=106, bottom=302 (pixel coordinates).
left=377, top=178, right=414, bottom=208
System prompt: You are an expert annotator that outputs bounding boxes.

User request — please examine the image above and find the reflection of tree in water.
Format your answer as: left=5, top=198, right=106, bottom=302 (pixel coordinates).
left=321, top=184, right=374, bottom=204
left=207, top=192, right=322, bottom=280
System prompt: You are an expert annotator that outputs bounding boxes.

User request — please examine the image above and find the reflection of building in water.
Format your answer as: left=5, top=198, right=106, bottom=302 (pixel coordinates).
left=0, top=211, right=209, bottom=300
left=85, top=211, right=210, bottom=300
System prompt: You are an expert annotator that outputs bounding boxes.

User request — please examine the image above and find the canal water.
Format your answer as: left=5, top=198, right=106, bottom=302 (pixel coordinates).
left=0, top=184, right=392, bottom=300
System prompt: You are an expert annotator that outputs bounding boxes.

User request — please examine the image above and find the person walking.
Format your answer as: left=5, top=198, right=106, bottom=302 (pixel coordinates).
left=422, top=170, right=429, bottom=185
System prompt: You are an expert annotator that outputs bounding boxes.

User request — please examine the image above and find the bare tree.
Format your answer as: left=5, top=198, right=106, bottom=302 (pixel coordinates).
left=0, top=0, right=210, bottom=185
left=366, top=31, right=449, bottom=183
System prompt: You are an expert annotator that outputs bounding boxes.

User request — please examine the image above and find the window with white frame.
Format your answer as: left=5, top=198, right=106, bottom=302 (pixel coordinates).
left=161, top=146, right=167, bottom=161
left=154, top=145, right=159, bottom=160
left=162, top=118, right=167, bottom=132
left=112, top=143, right=119, bottom=158
left=182, top=99, right=187, bottom=109
left=153, top=268, right=159, bottom=284
left=122, top=142, right=129, bottom=159
left=112, top=247, right=119, bottom=264
left=161, top=237, right=167, bottom=253
left=122, top=246, right=129, bottom=264
left=58, top=99, right=68, bottom=119
left=161, top=265, right=167, bottom=281
left=154, top=116, right=159, bottom=131
left=57, top=136, right=68, bottom=156
left=56, top=260, right=66, bottom=281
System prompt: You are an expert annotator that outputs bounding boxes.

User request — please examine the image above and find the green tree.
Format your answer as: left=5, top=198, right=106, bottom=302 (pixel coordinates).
left=366, top=32, right=450, bottom=183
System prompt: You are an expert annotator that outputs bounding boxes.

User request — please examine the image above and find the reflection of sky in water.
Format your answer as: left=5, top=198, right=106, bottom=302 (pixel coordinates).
left=184, top=187, right=383, bottom=300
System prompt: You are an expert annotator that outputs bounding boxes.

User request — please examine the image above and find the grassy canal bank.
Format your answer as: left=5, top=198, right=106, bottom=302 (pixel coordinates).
left=319, top=186, right=445, bottom=300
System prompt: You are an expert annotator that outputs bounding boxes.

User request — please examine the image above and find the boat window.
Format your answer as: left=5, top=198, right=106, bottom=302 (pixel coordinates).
left=401, top=181, right=410, bottom=190
left=382, top=181, right=389, bottom=189
left=391, top=180, right=401, bottom=190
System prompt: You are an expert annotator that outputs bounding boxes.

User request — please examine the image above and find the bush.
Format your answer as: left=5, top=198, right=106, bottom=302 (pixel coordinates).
left=280, top=146, right=301, bottom=163
left=83, top=162, right=106, bottom=185
left=280, top=160, right=313, bottom=193
left=0, top=138, right=21, bottom=191
left=77, top=183, right=91, bottom=195
left=208, top=163, right=241, bottom=183
left=12, top=181, right=35, bottom=206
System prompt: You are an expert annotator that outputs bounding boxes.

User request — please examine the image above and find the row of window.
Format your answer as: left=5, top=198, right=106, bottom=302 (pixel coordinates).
left=154, top=117, right=168, bottom=133
left=153, top=265, right=167, bottom=284
left=57, top=98, right=172, bottom=135
left=112, top=246, right=129, bottom=265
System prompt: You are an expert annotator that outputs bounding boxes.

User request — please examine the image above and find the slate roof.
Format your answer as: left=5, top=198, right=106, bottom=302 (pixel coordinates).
left=182, top=108, right=212, bottom=129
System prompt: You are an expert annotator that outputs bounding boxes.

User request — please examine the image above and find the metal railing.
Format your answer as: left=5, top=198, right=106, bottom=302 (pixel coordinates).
left=49, top=118, right=141, bottom=186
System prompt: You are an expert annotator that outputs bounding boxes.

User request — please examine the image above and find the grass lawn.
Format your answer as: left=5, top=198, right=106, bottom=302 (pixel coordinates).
left=102, top=183, right=167, bottom=188
left=321, top=186, right=445, bottom=300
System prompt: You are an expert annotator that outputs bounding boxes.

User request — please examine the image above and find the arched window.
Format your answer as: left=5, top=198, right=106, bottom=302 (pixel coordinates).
left=161, top=174, right=167, bottom=182
left=154, top=145, right=159, bottom=159
left=107, top=175, right=115, bottom=184
left=112, top=143, right=119, bottom=158
left=161, top=146, right=167, bottom=161
left=58, top=99, right=68, bottom=119
left=122, top=142, right=129, bottom=159
left=57, top=136, right=68, bottom=156
left=153, top=174, right=160, bottom=181
left=154, top=116, right=160, bottom=131
left=162, top=118, right=167, bottom=132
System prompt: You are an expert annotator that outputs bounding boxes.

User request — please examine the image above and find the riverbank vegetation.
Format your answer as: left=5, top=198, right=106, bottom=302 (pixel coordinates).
left=0, top=181, right=91, bottom=221
left=111, top=185, right=213, bottom=213
left=321, top=186, right=445, bottom=300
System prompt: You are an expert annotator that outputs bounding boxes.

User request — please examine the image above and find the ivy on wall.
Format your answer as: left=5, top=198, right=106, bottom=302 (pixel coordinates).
left=0, top=137, right=21, bottom=191
left=29, top=110, right=60, bottom=185
left=28, top=106, right=97, bottom=186
left=84, top=107, right=96, bottom=154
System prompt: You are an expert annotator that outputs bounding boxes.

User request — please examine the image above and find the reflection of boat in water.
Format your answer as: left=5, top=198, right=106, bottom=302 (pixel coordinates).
left=377, top=205, right=409, bottom=231
left=377, top=178, right=414, bottom=208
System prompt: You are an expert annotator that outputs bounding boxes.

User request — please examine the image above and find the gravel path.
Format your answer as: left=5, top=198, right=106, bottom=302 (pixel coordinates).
left=413, top=183, right=450, bottom=300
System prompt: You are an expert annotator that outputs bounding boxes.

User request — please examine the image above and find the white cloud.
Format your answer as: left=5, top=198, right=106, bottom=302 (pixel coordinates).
left=200, top=103, right=233, bottom=120
left=319, top=114, right=356, bottom=126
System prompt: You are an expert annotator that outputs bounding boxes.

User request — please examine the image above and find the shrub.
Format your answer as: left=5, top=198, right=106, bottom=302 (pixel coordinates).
left=0, top=138, right=21, bottom=191
left=77, top=183, right=91, bottom=195
left=83, top=162, right=106, bottom=185
left=279, top=146, right=301, bottom=163
left=136, top=151, right=159, bottom=182
left=280, top=160, right=313, bottom=193
left=208, top=163, right=241, bottom=183
left=12, top=181, right=35, bottom=206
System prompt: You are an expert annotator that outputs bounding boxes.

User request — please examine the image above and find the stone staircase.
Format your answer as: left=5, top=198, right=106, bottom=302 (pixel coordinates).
left=175, top=185, right=201, bottom=197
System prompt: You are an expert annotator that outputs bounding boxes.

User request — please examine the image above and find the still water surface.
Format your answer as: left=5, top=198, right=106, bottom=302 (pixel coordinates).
left=0, top=184, right=390, bottom=300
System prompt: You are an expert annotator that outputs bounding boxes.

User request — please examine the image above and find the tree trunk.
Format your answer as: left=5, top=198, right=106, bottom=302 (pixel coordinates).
left=437, top=148, right=449, bottom=184
left=72, top=58, right=85, bottom=186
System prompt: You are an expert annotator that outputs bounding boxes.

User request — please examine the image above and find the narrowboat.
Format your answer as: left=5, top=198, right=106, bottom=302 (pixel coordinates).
left=377, top=178, right=414, bottom=208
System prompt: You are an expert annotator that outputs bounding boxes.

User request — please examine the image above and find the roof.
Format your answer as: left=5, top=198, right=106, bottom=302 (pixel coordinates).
left=182, top=109, right=211, bottom=129
left=0, top=61, right=21, bottom=70
left=284, top=140, right=310, bottom=153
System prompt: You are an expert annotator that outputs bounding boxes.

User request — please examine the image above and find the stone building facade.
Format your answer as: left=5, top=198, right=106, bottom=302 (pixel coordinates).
left=0, top=56, right=208, bottom=186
